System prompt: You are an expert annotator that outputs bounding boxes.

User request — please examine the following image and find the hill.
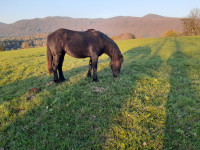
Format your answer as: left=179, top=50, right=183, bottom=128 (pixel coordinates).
left=143, top=13, right=167, bottom=18
left=0, top=14, right=182, bottom=38
left=0, top=37, right=199, bottom=149
left=0, top=22, right=6, bottom=26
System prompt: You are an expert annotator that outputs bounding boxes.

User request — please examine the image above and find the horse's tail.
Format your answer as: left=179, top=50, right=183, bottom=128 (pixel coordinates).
left=47, top=44, right=54, bottom=74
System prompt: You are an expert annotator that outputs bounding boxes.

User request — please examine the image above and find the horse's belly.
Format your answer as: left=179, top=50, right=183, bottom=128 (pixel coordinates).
left=66, top=49, right=89, bottom=58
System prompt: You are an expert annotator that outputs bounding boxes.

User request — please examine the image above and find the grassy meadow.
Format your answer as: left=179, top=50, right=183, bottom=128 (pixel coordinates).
left=0, top=37, right=200, bottom=149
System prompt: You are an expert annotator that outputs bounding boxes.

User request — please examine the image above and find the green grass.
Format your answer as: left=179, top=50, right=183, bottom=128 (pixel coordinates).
left=0, top=37, right=200, bottom=149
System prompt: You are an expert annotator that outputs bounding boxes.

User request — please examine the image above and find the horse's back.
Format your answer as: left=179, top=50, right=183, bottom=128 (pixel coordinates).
left=47, top=29, right=93, bottom=58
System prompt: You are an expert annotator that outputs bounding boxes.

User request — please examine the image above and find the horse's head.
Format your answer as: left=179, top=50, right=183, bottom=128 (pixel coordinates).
left=110, top=54, right=123, bottom=77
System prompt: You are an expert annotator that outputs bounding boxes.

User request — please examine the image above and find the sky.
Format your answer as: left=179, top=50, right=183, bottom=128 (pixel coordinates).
left=1, top=0, right=200, bottom=24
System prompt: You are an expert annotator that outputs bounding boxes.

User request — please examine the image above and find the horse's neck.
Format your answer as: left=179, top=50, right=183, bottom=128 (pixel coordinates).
left=104, top=50, right=112, bottom=59
left=103, top=39, right=120, bottom=60
left=105, top=47, right=119, bottom=60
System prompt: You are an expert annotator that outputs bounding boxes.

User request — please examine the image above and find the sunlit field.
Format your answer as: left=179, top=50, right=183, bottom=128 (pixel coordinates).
left=0, top=37, right=200, bottom=149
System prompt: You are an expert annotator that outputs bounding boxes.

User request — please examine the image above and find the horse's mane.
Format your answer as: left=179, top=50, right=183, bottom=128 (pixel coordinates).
left=86, top=29, right=122, bottom=59
left=97, top=31, right=122, bottom=57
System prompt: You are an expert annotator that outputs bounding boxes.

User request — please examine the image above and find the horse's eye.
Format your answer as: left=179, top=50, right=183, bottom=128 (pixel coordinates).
left=110, top=64, right=114, bottom=69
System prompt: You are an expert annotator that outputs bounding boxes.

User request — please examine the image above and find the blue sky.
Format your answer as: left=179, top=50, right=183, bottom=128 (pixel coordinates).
left=1, top=0, right=200, bottom=24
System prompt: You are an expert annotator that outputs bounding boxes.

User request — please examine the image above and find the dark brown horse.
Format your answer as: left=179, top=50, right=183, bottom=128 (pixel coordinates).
left=47, top=28, right=123, bottom=83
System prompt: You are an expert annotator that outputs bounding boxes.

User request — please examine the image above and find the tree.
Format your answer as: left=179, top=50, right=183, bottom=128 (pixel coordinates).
left=182, top=8, right=200, bottom=36
left=119, top=33, right=136, bottom=40
left=0, top=46, right=5, bottom=51
left=111, top=35, right=120, bottom=40
left=21, top=42, right=30, bottom=49
left=137, top=36, right=143, bottom=39
left=111, top=33, right=136, bottom=40
left=162, top=30, right=178, bottom=37
left=0, top=42, right=5, bottom=51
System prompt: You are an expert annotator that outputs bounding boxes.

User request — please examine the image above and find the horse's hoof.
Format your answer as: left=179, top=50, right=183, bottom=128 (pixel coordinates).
left=54, top=80, right=60, bottom=83
left=93, top=79, right=99, bottom=82
left=87, top=74, right=91, bottom=77
left=60, top=78, right=67, bottom=82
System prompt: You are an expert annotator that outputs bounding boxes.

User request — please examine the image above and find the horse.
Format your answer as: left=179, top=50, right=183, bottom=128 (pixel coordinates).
left=47, top=28, right=123, bottom=83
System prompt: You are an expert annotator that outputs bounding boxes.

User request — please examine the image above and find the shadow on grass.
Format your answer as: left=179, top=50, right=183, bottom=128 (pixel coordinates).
left=102, top=39, right=168, bottom=149
left=0, top=65, right=89, bottom=104
left=1, top=38, right=170, bottom=149
left=164, top=38, right=200, bottom=149
left=0, top=64, right=91, bottom=132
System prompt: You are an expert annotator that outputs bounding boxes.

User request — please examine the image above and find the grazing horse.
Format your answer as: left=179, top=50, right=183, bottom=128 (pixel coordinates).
left=47, top=28, right=123, bottom=83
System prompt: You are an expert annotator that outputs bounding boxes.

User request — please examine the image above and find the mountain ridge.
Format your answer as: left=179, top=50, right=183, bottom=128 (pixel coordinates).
left=0, top=22, right=6, bottom=26
left=0, top=14, right=182, bottom=38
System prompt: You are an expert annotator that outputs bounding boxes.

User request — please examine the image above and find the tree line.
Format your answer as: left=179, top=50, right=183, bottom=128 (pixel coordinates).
left=0, top=38, right=46, bottom=50
left=0, top=33, right=48, bottom=51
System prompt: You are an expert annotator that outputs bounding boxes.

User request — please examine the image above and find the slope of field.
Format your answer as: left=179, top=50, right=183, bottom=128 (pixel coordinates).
left=0, top=14, right=182, bottom=38
left=0, top=37, right=200, bottom=149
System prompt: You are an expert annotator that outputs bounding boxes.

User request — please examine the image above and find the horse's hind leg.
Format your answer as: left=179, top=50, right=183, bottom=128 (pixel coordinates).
left=91, top=55, right=99, bottom=82
left=52, top=55, right=60, bottom=83
left=58, top=52, right=66, bottom=82
left=87, top=57, right=92, bottom=77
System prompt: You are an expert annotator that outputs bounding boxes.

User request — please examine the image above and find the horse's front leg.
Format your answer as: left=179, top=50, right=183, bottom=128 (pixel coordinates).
left=58, top=53, right=66, bottom=82
left=91, top=55, right=99, bottom=82
left=87, top=57, right=92, bottom=77
left=52, top=56, right=59, bottom=83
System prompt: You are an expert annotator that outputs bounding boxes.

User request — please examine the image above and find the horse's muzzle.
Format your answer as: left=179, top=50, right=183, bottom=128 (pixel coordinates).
left=113, top=73, right=119, bottom=77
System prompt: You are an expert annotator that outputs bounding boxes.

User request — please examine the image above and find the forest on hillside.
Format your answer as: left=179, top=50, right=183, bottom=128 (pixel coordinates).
left=0, top=33, right=48, bottom=50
